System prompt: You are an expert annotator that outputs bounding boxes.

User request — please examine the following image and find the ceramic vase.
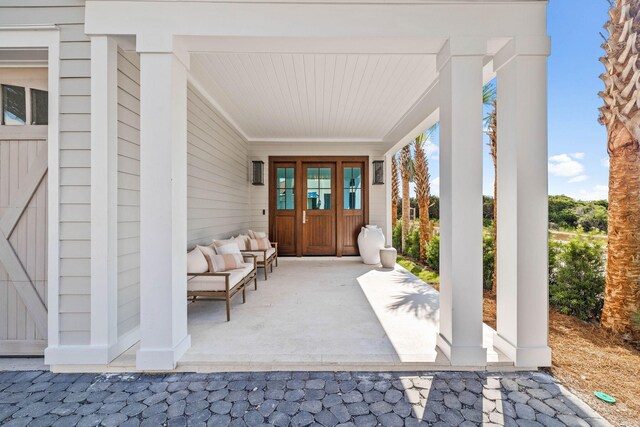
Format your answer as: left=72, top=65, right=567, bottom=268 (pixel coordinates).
left=358, top=225, right=385, bottom=265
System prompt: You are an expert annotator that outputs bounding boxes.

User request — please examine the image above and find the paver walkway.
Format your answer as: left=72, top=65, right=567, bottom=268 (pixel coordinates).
left=0, top=370, right=610, bottom=427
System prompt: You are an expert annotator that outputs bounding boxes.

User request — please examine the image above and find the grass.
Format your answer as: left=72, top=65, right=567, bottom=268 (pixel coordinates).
left=396, top=256, right=440, bottom=285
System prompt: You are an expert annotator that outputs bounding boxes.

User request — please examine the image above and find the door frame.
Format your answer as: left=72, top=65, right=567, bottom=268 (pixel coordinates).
left=269, top=156, right=369, bottom=257
left=0, top=27, right=60, bottom=355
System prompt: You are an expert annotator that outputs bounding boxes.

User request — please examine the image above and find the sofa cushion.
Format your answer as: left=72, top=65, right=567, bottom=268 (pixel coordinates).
left=209, top=253, right=245, bottom=272
left=187, top=263, right=254, bottom=292
left=196, top=245, right=217, bottom=271
left=245, top=247, right=276, bottom=262
left=187, top=248, right=209, bottom=274
left=234, top=235, right=250, bottom=250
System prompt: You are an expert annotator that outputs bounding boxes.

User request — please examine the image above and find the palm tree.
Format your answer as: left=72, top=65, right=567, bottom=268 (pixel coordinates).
left=391, top=154, right=399, bottom=228
left=414, top=125, right=438, bottom=261
left=483, top=83, right=498, bottom=293
left=598, top=0, right=640, bottom=340
left=399, top=144, right=414, bottom=254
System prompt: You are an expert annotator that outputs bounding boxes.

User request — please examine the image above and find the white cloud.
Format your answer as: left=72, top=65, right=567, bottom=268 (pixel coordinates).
left=431, top=177, right=440, bottom=196
left=572, top=152, right=586, bottom=160
left=601, top=157, right=610, bottom=169
left=568, top=175, right=588, bottom=183
left=548, top=153, right=585, bottom=177
left=571, top=185, right=608, bottom=201
left=424, top=140, right=439, bottom=160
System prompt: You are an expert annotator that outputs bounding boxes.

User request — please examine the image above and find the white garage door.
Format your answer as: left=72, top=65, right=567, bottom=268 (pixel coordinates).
left=0, top=68, right=48, bottom=355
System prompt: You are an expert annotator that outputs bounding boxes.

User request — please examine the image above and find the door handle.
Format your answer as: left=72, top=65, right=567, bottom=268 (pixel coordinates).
left=303, top=210, right=307, bottom=224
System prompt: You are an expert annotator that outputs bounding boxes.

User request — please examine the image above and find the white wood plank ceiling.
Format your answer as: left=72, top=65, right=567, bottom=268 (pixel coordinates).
left=190, top=53, right=436, bottom=143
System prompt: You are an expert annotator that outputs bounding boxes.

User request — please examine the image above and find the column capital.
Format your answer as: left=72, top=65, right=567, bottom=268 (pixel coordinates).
left=436, top=37, right=487, bottom=72
left=136, top=33, right=190, bottom=70
left=493, top=36, right=551, bottom=72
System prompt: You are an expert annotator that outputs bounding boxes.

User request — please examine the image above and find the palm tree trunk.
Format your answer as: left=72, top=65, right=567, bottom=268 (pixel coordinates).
left=413, top=137, right=431, bottom=261
left=598, top=0, right=640, bottom=341
left=401, top=175, right=410, bottom=254
left=489, top=100, right=498, bottom=294
left=601, top=145, right=640, bottom=340
left=391, top=155, right=399, bottom=229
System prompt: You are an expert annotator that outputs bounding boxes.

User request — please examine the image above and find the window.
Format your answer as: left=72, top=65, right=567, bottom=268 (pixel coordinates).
left=343, top=167, right=362, bottom=210
left=31, top=88, right=48, bottom=125
left=2, top=84, right=26, bottom=125
left=306, top=167, right=332, bottom=210
left=277, top=167, right=295, bottom=210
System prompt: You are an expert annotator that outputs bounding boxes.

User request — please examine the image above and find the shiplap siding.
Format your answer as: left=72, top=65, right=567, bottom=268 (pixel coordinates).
left=248, top=143, right=388, bottom=240
left=0, top=1, right=92, bottom=345
left=117, top=50, right=140, bottom=338
left=187, top=86, right=250, bottom=248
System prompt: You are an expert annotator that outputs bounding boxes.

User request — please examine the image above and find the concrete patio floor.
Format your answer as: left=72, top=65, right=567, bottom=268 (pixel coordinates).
left=110, top=258, right=510, bottom=372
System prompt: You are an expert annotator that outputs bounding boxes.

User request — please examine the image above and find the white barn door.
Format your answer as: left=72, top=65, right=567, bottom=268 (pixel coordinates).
left=0, top=68, right=48, bottom=355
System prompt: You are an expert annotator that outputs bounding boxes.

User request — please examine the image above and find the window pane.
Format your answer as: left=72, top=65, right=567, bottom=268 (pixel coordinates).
left=319, top=168, right=331, bottom=189
left=2, top=85, right=26, bottom=125
left=285, top=189, right=295, bottom=209
left=307, top=190, right=319, bottom=210
left=307, top=168, right=319, bottom=190
left=352, top=167, right=362, bottom=189
left=343, top=168, right=353, bottom=188
left=318, top=188, right=331, bottom=210
left=31, top=89, right=48, bottom=125
left=285, top=168, right=295, bottom=188
left=344, top=188, right=362, bottom=210
left=278, top=190, right=286, bottom=209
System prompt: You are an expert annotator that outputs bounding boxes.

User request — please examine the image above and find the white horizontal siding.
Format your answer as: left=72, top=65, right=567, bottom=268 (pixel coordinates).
left=0, top=1, right=91, bottom=345
left=187, top=85, right=250, bottom=248
left=117, top=50, right=141, bottom=339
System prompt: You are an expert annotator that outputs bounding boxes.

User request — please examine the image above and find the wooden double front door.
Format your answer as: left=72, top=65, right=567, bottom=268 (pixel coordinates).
left=269, top=157, right=368, bottom=256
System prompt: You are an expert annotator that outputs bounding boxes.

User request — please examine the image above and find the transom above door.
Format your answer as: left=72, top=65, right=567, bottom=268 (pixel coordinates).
left=269, top=156, right=369, bottom=257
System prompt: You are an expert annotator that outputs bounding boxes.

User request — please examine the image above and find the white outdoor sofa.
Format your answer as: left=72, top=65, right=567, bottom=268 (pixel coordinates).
left=186, top=247, right=258, bottom=321
left=241, top=242, right=278, bottom=280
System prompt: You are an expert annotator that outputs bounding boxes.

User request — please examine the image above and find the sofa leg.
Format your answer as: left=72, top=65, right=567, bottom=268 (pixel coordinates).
left=254, top=276, right=258, bottom=290
left=242, top=286, right=246, bottom=303
left=275, top=256, right=278, bottom=267
left=226, top=295, right=231, bottom=322
left=264, top=266, right=268, bottom=280
left=270, top=261, right=273, bottom=273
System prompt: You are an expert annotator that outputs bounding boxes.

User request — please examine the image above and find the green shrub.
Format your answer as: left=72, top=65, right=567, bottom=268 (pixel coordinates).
left=392, top=220, right=402, bottom=250
left=482, top=232, right=495, bottom=290
left=549, top=234, right=606, bottom=321
left=425, top=234, right=440, bottom=272
left=405, top=225, right=420, bottom=259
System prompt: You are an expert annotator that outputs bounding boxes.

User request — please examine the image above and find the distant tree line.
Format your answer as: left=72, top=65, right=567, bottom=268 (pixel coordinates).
left=396, top=194, right=608, bottom=233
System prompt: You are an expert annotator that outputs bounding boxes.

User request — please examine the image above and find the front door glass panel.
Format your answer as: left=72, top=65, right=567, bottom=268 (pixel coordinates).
left=306, top=167, right=332, bottom=210
left=276, top=167, right=295, bottom=210
left=343, top=167, right=362, bottom=210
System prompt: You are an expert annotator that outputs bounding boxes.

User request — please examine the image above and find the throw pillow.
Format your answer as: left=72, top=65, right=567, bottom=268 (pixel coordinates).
left=187, top=248, right=208, bottom=273
left=196, top=245, right=217, bottom=272
left=247, top=237, right=271, bottom=250
left=216, top=243, right=241, bottom=255
left=208, top=253, right=245, bottom=272
left=248, top=230, right=267, bottom=239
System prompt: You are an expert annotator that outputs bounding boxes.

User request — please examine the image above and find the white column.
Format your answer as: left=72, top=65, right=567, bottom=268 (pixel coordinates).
left=136, top=51, right=191, bottom=370
left=436, top=39, right=487, bottom=366
left=90, top=36, right=119, bottom=363
left=384, top=153, right=393, bottom=245
left=493, top=37, right=552, bottom=368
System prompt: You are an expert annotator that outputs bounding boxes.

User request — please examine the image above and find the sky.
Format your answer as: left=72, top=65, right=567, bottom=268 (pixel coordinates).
left=417, top=0, right=610, bottom=201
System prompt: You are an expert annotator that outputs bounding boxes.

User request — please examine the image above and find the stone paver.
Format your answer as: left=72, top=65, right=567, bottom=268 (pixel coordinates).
left=0, top=371, right=611, bottom=426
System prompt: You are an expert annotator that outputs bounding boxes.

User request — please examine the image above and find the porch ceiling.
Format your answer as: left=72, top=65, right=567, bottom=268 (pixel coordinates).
left=189, top=52, right=437, bottom=143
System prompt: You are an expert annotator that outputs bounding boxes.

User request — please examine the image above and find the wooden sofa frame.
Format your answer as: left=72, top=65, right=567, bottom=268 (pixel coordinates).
left=242, top=242, right=278, bottom=280
left=187, top=254, right=257, bottom=321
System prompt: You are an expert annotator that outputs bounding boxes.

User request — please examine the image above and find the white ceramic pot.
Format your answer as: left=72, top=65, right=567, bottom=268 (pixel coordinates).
left=358, top=225, right=385, bottom=265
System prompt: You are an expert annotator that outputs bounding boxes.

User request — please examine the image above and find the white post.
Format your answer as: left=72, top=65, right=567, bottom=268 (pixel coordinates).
left=136, top=50, right=191, bottom=370
left=384, top=153, right=393, bottom=245
left=493, top=37, right=552, bottom=368
left=90, top=36, right=119, bottom=362
left=436, top=39, right=487, bottom=366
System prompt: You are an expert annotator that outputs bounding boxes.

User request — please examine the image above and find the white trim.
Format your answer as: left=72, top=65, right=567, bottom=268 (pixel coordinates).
left=109, top=327, right=140, bottom=362
left=45, top=345, right=111, bottom=366
left=89, top=36, right=120, bottom=363
left=0, top=25, right=61, bottom=351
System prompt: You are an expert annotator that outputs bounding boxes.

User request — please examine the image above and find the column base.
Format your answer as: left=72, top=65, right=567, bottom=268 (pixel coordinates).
left=136, top=334, right=191, bottom=371
left=437, top=333, right=487, bottom=367
left=493, top=333, right=551, bottom=368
